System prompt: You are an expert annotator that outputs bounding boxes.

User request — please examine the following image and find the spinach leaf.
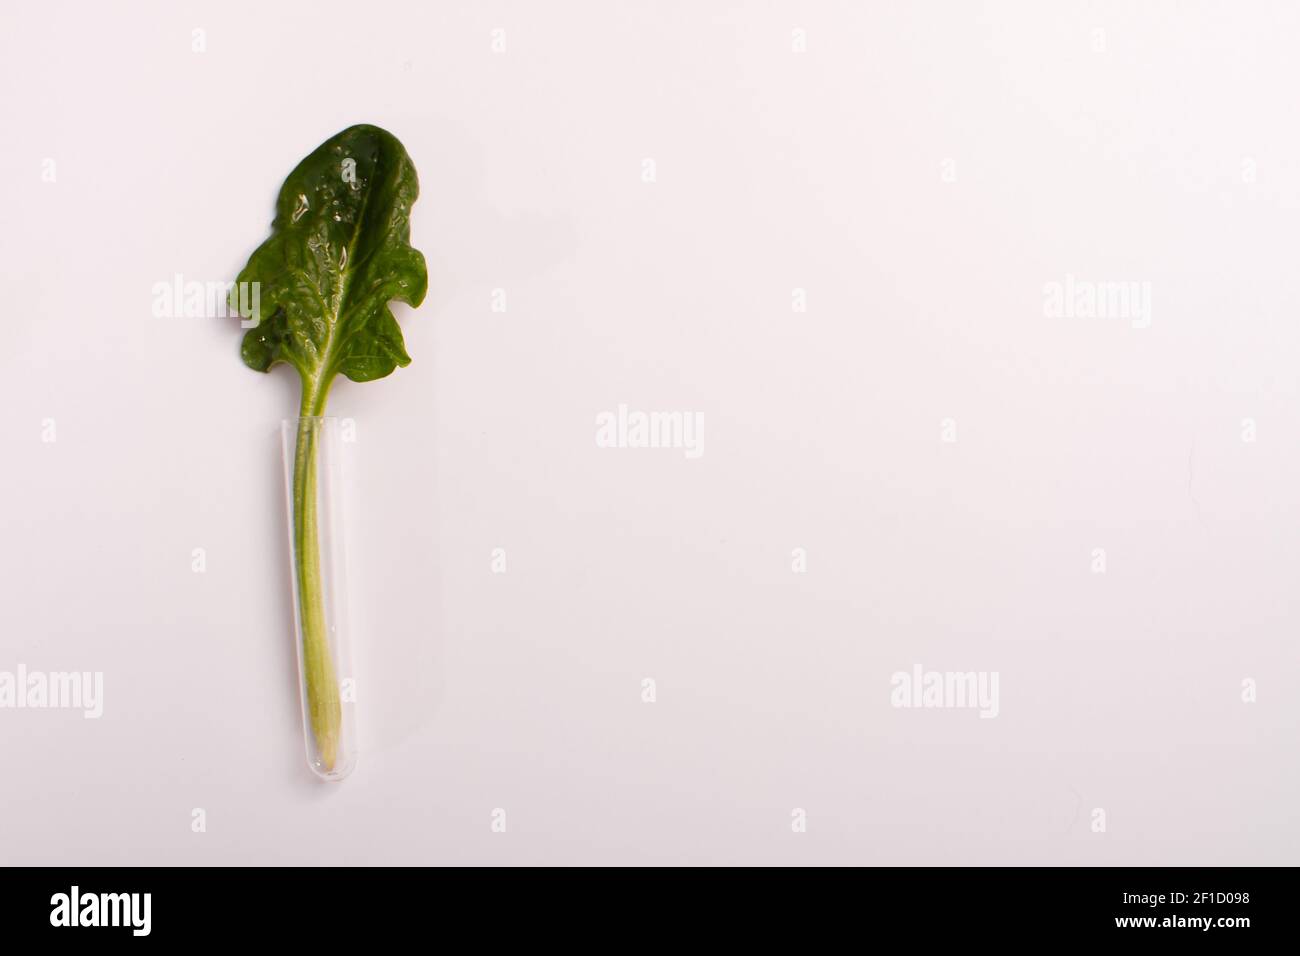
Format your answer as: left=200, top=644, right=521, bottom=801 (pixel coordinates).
left=231, top=125, right=427, bottom=777
left=235, top=123, right=428, bottom=410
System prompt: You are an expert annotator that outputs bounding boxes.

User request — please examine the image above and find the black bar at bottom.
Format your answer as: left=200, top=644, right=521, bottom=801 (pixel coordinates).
left=0, top=866, right=1285, bottom=942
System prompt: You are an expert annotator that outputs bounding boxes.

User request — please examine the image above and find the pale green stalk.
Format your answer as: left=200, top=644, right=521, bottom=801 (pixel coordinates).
left=293, top=384, right=339, bottom=771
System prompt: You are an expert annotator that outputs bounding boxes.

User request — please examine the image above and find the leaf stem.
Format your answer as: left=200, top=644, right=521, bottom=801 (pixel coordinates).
left=293, top=380, right=340, bottom=772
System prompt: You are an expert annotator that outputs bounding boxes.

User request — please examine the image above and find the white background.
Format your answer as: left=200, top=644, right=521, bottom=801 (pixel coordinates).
left=1, top=1, right=1298, bottom=865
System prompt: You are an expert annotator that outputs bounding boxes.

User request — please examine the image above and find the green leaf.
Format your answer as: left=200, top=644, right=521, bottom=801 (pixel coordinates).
left=229, top=125, right=427, bottom=779
left=233, top=124, right=428, bottom=405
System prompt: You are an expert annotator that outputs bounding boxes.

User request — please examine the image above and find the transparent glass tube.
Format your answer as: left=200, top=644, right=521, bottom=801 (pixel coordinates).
left=281, top=417, right=357, bottom=780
